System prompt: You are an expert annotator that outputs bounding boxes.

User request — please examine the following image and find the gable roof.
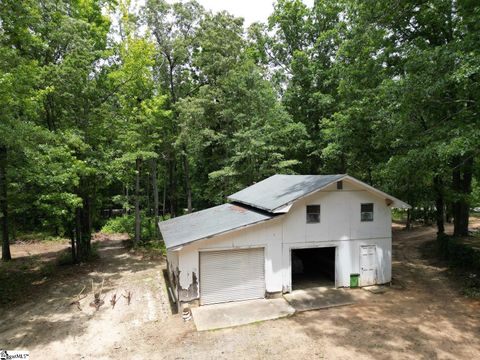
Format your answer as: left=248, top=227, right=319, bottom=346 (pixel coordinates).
left=159, top=174, right=410, bottom=250
left=228, top=174, right=410, bottom=212
left=228, top=174, right=345, bottom=212
left=159, top=203, right=276, bottom=250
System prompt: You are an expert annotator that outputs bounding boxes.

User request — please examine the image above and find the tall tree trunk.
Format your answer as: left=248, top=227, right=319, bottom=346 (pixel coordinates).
left=434, top=175, right=445, bottom=235
left=70, top=225, right=76, bottom=263
left=0, top=146, right=11, bottom=261
left=81, top=194, right=92, bottom=259
left=74, top=207, right=82, bottom=263
left=446, top=203, right=453, bottom=223
left=452, top=156, right=473, bottom=237
left=168, top=157, right=177, bottom=217
left=125, top=185, right=129, bottom=214
left=162, top=165, right=167, bottom=216
left=73, top=181, right=92, bottom=262
left=135, top=158, right=141, bottom=244
left=405, top=208, right=411, bottom=230
left=151, top=159, right=160, bottom=239
left=182, top=147, right=192, bottom=214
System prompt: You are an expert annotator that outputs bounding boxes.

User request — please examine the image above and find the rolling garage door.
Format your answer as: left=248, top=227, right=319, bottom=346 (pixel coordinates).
left=200, top=248, right=265, bottom=305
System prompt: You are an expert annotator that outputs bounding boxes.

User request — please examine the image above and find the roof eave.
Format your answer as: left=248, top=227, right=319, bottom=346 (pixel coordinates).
left=161, top=215, right=283, bottom=251
left=343, top=175, right=411, bottom=209
left=229, top=174, right=346, bottom=213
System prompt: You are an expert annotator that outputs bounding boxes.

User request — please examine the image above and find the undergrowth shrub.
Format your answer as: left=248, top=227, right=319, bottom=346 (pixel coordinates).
left=437, top=233, right=480, bottom=297
left=436, top=233, right=480, bottom=272
left=101, top=213, right=169, bottom=242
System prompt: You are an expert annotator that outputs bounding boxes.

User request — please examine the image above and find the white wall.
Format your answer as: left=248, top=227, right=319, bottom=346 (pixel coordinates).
left=173, top=217, right=284, bottom=301
left=166, top=250, right=179, bottom=299
left=280, top=179, right=392, bottom=290
left=170, top=178, right=393, bottom=302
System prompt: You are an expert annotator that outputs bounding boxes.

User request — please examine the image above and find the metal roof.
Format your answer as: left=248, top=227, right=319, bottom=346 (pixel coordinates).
left=159, top=203, right=275, bottom=250
left=228, top=174, right=345, bottom=212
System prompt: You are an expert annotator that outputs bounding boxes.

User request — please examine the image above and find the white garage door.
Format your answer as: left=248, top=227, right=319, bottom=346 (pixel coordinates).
left=200, top=248, right=265, bottom=305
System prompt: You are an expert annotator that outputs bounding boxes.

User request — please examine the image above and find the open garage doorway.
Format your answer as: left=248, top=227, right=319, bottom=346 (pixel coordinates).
left=291, top=247, right=336, bottom=290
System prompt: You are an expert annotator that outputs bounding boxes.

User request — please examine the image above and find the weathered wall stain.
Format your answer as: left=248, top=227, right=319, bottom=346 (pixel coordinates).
left=178, top=271, right=198, bottom=302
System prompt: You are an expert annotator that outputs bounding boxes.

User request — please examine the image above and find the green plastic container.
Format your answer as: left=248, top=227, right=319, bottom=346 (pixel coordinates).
left=350, top=273, right=360, bottom=288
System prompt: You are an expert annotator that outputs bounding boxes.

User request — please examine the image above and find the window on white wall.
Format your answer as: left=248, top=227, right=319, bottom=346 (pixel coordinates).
left=361, top=203, right=374, bottom=221
left=306, top=205, right=321, bottom=223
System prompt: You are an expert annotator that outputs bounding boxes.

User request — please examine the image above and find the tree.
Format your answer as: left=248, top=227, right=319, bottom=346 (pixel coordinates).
left=109, top=30, right=171, bottom=243
left=144, top=0, right=205, bottom=215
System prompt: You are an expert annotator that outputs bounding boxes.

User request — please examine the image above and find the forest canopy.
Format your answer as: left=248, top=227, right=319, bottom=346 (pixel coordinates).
left=1, top=0, right=479, bottom=261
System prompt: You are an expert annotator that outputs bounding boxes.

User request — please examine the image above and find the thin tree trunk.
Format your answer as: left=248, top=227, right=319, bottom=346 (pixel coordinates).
left=162, top=165, right=167, bottom=217
left=452, top=157, right=473, bottom=237
left=168, top=157, right=177, bottom=217
left=70, top=225, right=76, bottom=263
left=81, top=194, right=92, bottom=259
left=182, top=147, right=192, bottom=213
left=73, top=181, right=92, bottom=262
left=74, top=207, right=82, bottom=263
left=0, top=146, right=11, bottom=261
left=434, top=175, right=445, bottom=235
left=151, top=159, right=160, bottom=239
left=135, top=158, right=141, bottom=244
left=406, top=208, right=411, bottom=230
left=125, top=185, right=129, bottom=214
left=446, top=203, right=453, bottom=223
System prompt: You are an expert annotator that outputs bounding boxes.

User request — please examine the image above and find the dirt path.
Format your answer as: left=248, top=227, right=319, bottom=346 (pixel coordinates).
left=0, top=235, right=174, bottom=359
left=1, top=224, right=480, bottom=359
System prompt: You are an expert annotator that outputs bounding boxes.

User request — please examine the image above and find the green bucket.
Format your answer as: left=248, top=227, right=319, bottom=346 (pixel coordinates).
left=350, top=273, right=360, bottom=288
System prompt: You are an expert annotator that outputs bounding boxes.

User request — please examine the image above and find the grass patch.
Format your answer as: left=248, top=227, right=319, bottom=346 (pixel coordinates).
left=13, top=231, right=68, bottom=244
left=102, top=214, right=170, bottom=242
left=131, top=240, right=166, bottom=258
left=392, top=209, right=408, bottom=222
left=56, top=242, right=101, bottom=265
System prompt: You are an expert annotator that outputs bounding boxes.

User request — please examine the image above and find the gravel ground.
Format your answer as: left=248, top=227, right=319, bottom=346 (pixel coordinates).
left=1, top=221, right=480, bottom=359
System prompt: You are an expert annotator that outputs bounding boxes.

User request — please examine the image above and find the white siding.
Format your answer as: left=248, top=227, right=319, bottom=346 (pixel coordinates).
left=175, top=217, right=283, bottom=300
left=166, top=249, right=179, bottom=300
left=200, top=248, right=265, bottom=304
left=171, top=178, right=393, bottom=303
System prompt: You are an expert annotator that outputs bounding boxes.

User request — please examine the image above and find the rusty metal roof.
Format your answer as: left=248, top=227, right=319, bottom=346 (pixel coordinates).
left=159, top=203, right=275, bottom=249
left=228, top=174, right=345, bottom=212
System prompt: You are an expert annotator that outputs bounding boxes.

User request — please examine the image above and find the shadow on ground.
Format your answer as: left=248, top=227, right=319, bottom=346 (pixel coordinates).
left=0, top=236, right=168, bottom=349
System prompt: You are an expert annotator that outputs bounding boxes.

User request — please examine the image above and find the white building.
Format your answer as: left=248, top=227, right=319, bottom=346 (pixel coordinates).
left=159, top=174, right=410, bottom=308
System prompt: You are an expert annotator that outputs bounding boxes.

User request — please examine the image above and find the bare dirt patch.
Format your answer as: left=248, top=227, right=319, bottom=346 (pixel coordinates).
left=1, top=224, right=480, bottom=359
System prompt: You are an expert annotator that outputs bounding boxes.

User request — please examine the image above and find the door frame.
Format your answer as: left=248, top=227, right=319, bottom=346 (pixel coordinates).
left=198, top=246, right=266, bottom=305
left=359, top=244, right=377, bottom=286
left=288, top=244, right=338, bottom=292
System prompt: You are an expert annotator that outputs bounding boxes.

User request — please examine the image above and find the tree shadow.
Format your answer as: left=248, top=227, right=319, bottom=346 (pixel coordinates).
left=0, top=236, right=169, bottom=349
left=287, top=228, right=480, bottom=359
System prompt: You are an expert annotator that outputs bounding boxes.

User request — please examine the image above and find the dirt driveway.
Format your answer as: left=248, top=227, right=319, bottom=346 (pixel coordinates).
left=1, top=223, right=480, bottom=359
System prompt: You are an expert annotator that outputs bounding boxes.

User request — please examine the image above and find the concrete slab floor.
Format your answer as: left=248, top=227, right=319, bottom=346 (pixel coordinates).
left=191, top=298, right=295, bottom=331
left=284, top=286, right=360, bottom=312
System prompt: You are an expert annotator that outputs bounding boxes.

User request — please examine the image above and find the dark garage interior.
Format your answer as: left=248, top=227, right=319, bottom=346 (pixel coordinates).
left=291, top=247, right=336, bottom=290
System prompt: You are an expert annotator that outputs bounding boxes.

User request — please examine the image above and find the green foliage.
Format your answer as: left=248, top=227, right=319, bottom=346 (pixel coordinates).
left=57, top=242, right=100, bottom=265
left=101, top=214, right=159, bottom=241
left=101, top=215, right=135, bottom=235
left=436, top=233, right=480, bottom=297
left=133, top=240, right=166, bottom=257
left=1, top=0, right=480, bottom=260
left=437, top=234, right=480, bottom=272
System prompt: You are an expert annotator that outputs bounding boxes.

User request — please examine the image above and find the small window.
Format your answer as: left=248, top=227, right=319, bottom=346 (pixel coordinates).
left=337, top=181, right=343, bottom=190
left=306, top=205, right=321, bottom=223
left=361, top=203, right=374, bottom=222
